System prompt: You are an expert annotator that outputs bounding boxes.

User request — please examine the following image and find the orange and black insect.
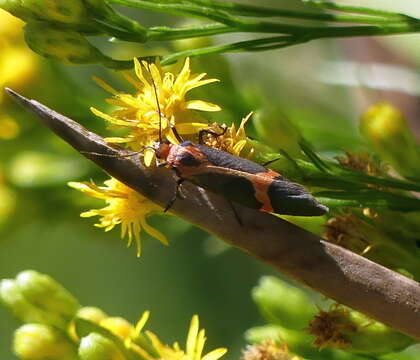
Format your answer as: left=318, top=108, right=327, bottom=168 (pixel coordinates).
left=145, top=64, right=328, bottom=217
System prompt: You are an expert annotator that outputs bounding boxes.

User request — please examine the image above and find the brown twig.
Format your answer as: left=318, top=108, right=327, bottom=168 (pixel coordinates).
left=6, top=88, right=420, bottom=340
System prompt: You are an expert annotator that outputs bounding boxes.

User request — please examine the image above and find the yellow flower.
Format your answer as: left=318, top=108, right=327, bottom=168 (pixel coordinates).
left=0, top=10, right=38, bottom=101
left=0, top=9, right=24, bottom=40
left=92, top=57, right=221, bottom=166
left=127, top=314, right=227, bottom=360
left=68, top=177, right=168, bottom=257
left=201, top=112, right=254, bottom=158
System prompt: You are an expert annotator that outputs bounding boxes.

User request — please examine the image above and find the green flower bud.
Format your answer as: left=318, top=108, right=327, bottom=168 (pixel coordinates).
left=252, top=276, right=317, bottom=331
left=308, top=306, right=415, bottom=356
left=23, top=23, right=132, bottom=68
left=16, top=270, right=80, bottom=321
left=78, top=333, right=126, bottom=360
left=76, top=307, right=108, bottom=324
left=0, top=279, right=52, bottom=324
left=360, top=102, right=420, bottom=178
left=24, top=23, right=102, bottom=64
left=245, top=325, right=321, bottom=360
left=21, top=0, right=87, bottom=24
left=245, top=325, right=368, bottom=360
left=14, top=324, right=78, bottom=360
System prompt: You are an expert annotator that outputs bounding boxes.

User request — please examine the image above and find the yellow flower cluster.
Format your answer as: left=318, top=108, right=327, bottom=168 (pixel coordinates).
left=72, top=57, right=255, bottom=255
left=0, top=9, right=38, bottom=140
left=92, top=57, right=221, bottom=166
left=2, top=270, right=228, bottom=360
left=68, top=178, right=167, bottom=257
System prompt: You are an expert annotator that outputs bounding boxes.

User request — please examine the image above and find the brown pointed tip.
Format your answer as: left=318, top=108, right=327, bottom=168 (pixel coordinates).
left=4, top=88, right=31, bottom=106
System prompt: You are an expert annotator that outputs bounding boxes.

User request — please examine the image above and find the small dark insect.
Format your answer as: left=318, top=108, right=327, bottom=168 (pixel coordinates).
left=145, top=63, right=328, bottom=217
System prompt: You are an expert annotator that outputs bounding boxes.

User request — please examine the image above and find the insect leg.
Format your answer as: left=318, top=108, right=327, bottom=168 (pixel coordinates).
left=170, top=124, right=184, bottom=143
left=262, top=157, right=282, bottom=167
left=79, top=151, right=139, bottom=158
left=198, top=125, right=227, bottom=145
left=164, top=174, right=185, bottom=212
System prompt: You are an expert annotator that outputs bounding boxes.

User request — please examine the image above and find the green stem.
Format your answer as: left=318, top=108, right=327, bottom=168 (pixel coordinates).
left=147, top=23, right=234, bottom=41
left=160, top=36, right=307, bottom=65
left=184, top=0, right=410, bottom=24
left=108, top=0, right=247, bottom=27
left=304, top=0, right=414, bottom=19
left=110, top=0, right=420, bottom=37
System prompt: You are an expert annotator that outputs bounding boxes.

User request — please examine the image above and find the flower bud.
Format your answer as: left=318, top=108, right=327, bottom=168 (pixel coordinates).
left=245, top=325, right=368, bottom=360
left=23, top=23, right=132, bottom=68
left=77, top=307, right=108, bottom=324
left=252, top=276, right=317, bottom=331
left=69, top=307, right=108, bottom=341
left=0, top=279, right=54, bottom=324
left=23, top=23, right=104, bottom=65
left=21, top=0, right=87, bottom=24
left=360, top=102, right=420, bottom=178
left=245, top=325, right=319, bottom=360
left=78, top=333, right=126, bottom=360
left=308, top=306, right=415, bottom=356
left=14, top=323, right=78, bottom=360
left=15, top=271, right=80, bottom=322
left=100, top=317, right=133, bottom=339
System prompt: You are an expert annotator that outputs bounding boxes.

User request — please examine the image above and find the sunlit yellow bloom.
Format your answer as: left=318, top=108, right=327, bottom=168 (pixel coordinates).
left=68, top=177, right=168, bottom=257
left=201, top=112, right=254, bottom=158
left=0, top=10, right=38, bottom=102
left=92, top=57, right=221, bottom=166
left=0, top=115, right=20, bottom=139
left=127, top=314, right=227, bottom=360
left=0, top=9, right=24, bottom=40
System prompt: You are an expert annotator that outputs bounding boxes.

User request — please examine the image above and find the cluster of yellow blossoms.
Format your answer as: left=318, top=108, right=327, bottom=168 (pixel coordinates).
left=70, top=57, right=250, bottom=256
left=0, top=9, right=38, bottom=140
left=2, top=270, right=228, bottom=360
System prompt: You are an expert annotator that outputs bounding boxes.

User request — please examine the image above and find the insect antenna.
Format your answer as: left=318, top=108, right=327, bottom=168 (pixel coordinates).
left=146, top=62, right=163, bottom=144
left=145, top=62, right=184, bottom=144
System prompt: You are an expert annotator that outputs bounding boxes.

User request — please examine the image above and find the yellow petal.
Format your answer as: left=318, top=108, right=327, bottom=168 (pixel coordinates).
left=185, top=78, right=219, bottom=92
left=141, top=219, right=168, bottom=246
left=185, top=100, right=221, bottom=112
left=194, top=329, right=206, bottom=360
left=176, top=122, right=208, bottom=134
left=145, top=331, right=165, bottom=353
left=202, top=348, right=228, bottom=360
left=104, top=137, right=134, bottom=143
left=166, top=130, right=181, bottom=145
left=91, top=107, right=137, bottom=127
left=92, top=76, right=119, bottom=95
left=144, top=148, right=155, bottom=167
left=80, top=210, right=98, bottom=218
left=186, top=315, right=199, bottom=356
left=134, top=311, right=150, bottom=335
left=134, top=57, right=149, bottom=86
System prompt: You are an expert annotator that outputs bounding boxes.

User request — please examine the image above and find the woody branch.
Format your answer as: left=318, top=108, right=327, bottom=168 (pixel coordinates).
left=6, top=88, right=420, bottom=340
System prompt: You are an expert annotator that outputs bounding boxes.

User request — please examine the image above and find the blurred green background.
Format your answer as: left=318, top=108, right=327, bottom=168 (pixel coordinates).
left=1, top=1, right=419, bottom=359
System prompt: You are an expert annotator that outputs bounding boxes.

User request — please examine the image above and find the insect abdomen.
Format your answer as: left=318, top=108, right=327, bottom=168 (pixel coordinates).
left=267, top=178, right=328, bottom=216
